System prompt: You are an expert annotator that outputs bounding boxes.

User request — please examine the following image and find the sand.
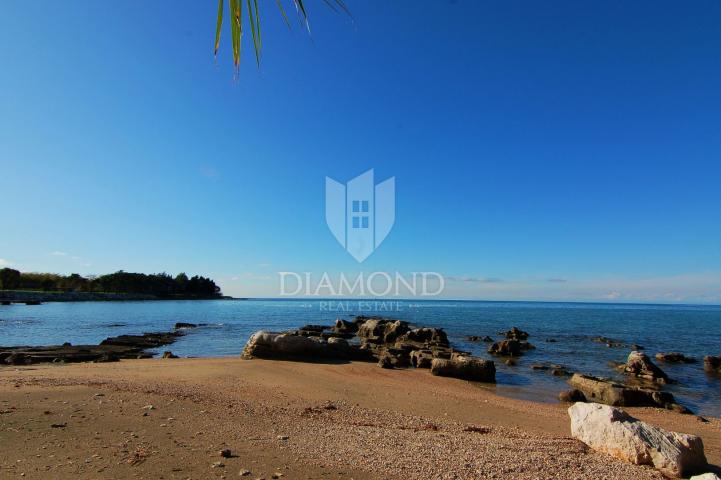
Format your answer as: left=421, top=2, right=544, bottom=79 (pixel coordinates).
left=1, top=357, right=719, bottom=479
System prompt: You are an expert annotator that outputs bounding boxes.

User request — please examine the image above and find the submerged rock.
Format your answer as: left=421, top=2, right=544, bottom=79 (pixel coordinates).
left=174, top=322, right=197, bottom=329
left=704, top=356, right=721, bottom=373
left=503, top=326, right=529, bottom=340
left=488, top=339, right=534, bottom=356
left=568, top=402, right=707, bottom=478
left=656, top=352, right=697, bottom=364
left=430, top=356, right=495, bottom=383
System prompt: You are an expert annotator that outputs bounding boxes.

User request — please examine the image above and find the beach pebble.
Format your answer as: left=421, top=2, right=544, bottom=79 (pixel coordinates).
left=212, top=461, right=225, bottom=468
left=239, top=469, right=251, bottom=476
left=276, top=435, right=289, bottom=441
left=219, top=449, right=232, bottom=458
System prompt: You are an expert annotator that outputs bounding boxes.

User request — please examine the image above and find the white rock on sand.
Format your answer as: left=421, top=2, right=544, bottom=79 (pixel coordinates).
left=568, top=402, right=707, bottom=478
left=690, top=474, right=721, bottom=480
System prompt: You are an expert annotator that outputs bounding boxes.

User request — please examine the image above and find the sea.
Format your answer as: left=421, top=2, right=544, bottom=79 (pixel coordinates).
left=1, top=299, right=720, bottom=416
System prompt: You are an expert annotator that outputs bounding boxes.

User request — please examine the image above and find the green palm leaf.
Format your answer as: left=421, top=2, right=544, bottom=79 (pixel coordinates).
left=214, top=0, right=350, bottom=72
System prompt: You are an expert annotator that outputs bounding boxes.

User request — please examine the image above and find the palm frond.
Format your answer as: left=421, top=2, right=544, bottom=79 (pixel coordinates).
left=214, top=0, right=224, bottom=56
left=215, top=0, right=351, bottom=72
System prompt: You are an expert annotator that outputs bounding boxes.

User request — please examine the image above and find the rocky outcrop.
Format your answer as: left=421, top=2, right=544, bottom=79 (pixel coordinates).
left=622, top=351, right=670, bottom=384
left=241, top=331, right=373, bottom=361
left=333, top=319, right=358, bottom=334
left=357, top=319, right=410, bottom=345
left=487, top=339, right=534, bottom=356
left=704, top=356, right=721, bottom=373
left=568, top=402, right=707, bottom=478
left=0, top=330, right=185, bottom=365
left=655, top=352, right=697, bottom=364
left=396, top=327, right=449, bottom=348
left=430, top=356, right=495, bottom=383
left=503, top=327, right=529, bottom=340
left=410, top=350, right=433, bottom=368
left=567, top=374, right=688, bottom=412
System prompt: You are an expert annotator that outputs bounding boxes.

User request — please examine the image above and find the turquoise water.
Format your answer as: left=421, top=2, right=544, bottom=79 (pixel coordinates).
left=1, top=299, right=720, bottom=416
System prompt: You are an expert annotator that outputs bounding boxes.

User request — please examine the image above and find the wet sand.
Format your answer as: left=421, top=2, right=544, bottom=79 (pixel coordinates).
left=1, top=357, right=719, bottom=479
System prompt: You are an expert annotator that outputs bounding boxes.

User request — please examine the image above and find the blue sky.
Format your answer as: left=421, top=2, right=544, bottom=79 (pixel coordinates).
left=1, top=1, right=720, bottom=303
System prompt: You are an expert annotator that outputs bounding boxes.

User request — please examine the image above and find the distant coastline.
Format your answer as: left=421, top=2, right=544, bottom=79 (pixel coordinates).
left=0, top=289, right=230, bottom=303
left=0, top=268, right=226, bottom=303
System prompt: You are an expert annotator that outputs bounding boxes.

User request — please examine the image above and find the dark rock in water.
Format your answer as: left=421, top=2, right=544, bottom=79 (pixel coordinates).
left=298, top=324, right=329, bottom=333
left=488, top=339, right=534, bottom=356
left=592, top=336, right=624, bottom=348
left=558, top=389, right=586, bottom=403
left=489, top=339, right=520, bottom=356
left=430, top=356, right=495, bottom=383
left=622, top=351, right=670, bottom=384
left=467, top=335, right=494, bottom=343
left=505, top=358, right=517, bottom=366
left=568, top=373, right=689, bottom=413
left=0, top=329, right=187, bottom=365
left=101, top=331, right=183, bottom=349
left=530, top=363, right=571, bottom=377
left=174, top=322, right=197, bottom=329
left=162, top=351, right=178, bottom=359
left=24, top=301, right=42, bottom=305
left=503, top=327, right=529, bottom=340
left=705, top=355, right=721, bottom=373
left=655, top=352, right=697, bottom=364
left=546, top=338, right=558, bottom=343
left=333, top=318, right=358, bottom=334
left=630, top=344, right=644, bottom=351
left=1, top=301, right=11, bottom=305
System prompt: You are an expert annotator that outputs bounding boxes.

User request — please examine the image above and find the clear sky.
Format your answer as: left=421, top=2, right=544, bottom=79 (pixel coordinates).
left=1, top=1, right=720, bottom=303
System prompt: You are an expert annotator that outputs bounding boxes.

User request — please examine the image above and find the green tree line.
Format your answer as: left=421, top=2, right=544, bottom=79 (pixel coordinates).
left=0, top=269, right=221, bottom=298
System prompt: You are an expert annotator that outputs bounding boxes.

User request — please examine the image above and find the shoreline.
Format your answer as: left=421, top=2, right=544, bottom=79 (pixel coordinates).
left=1, top=357, right=719, bottom=479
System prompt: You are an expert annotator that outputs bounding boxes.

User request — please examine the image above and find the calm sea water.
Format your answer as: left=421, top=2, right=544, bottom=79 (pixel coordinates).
left=1, top=299, right=720, bottom=416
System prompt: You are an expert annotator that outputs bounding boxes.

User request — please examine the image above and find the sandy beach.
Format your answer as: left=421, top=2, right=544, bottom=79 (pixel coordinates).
left=1, top=357, right=719, bottom=480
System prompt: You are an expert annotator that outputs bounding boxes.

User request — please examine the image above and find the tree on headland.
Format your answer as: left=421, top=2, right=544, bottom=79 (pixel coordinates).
left=0, top=268, right=21, bottom=290
left=0, top=269, right=221, bottom=298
